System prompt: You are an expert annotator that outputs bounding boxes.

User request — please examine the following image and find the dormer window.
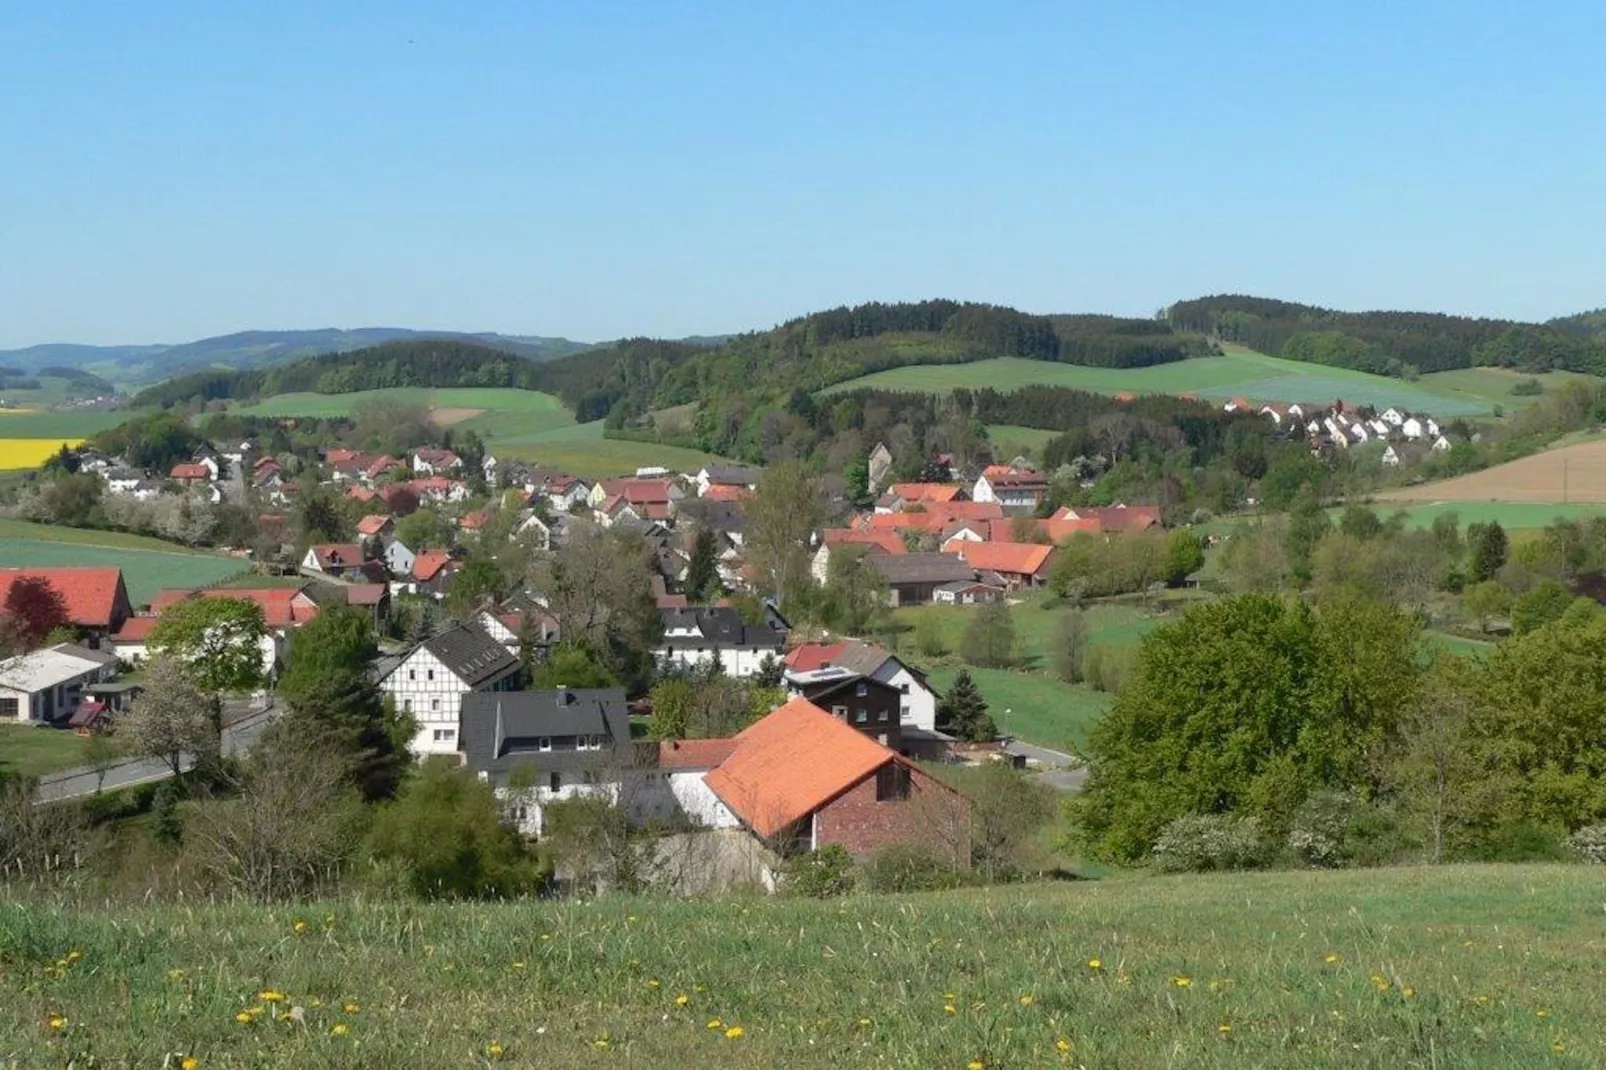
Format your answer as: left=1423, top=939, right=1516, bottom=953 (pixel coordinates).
left=538, top=737, right=552, bottom=752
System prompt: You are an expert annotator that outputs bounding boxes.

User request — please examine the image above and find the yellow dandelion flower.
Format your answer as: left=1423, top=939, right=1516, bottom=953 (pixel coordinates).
left=944, top=1004, right=956, bottom=1014
left=486, top=1042, right=506, bottom=1059
left=648, top=978, right=661, bottom=989
left=292, top=918, right=308, bottom=934
left=259, top=990, right=284, bottom=1003
left=1534, top=1008, right=1551, bottom=1019
left=181, top=1057, right=200, bottom=1070
left=511, top=961, right=527, bottom=970
left=969, top=1061, right=986, bottom=1070
left=724, top=1026, right=744, bottom=1039
left=234, top=1011, right=254, bottom=1025
left=1171, top=974, right=1192, bottom=988
left=1402, top=986, right=1416, bottom=998
left=1474, top=994, right=1491, bottom=1007
left=858, top=1017, right=873, bottom=1027
left=1018, top=994, right=1035, bottom=1007
left=1055, top=1037, right=1072, bottom=1053
left=46, top=1014, right=67, bottom=1031
left=1323, top=953, right=1341, bottom=964
left=944, top=991, right=956, bottom=1000
left=343, top=1002, right=360, bottom=1014
left=593, top=1036, right=611, bottom=1051
left=707, top=1018, right=722, bottom=1030
left=330, top=1023, right=350, bottom=1037
left=167, top=968, right=186, bottom=981
left=1087, top=958, right=1101, bottom=970
left=1218, top=1022, right=1232, bottom=1035
left=1370, top=974, right=1391, bottom=992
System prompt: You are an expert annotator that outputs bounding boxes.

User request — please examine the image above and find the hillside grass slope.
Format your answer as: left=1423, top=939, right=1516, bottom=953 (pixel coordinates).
left=3, top=865, right=1598, bottom=1069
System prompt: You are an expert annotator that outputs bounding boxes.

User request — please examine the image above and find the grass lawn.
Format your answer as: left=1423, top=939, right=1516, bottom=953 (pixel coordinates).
left=4, top=865, right=1601, bottom=1068
left=493, top=421, right=732, bottom=479
left=821, top=346, right=1495, bottom=417
left=1352, top=501, right=1606, bottom=531
left=927, top=665, right=1111, bottom=752
left=0, top=409, right=129, bottom=439
left=893, top=597, right=1163, bottom=673
left=1418, top=366, right=1594, bottom=411
left=0, top=522, right=248, bottom=606
left=0, top=723, right=88, bottom=778
left=234, top=387, right=576, bottom=438
left=985, top=424, right=1059, bottom=461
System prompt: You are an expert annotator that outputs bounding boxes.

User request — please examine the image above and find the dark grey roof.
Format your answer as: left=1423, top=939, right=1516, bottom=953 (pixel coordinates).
left=693, top=501, right=744, bottom=533
left=422, top=622, right=520, bottom=687
left=659, top=605, right=786, bottom=651
left=49, top=643, right=118, bottom=667
left=868, top=553, right=975, bottom=586
left=702, top=465, right=762, bottom=485
left=460, top=688, right=631, bottom=776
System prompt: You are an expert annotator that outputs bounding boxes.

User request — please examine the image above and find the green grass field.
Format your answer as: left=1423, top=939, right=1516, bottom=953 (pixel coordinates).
left=0, top=521, right=247, bottom=606
left=984, top=424, right=1059, bottom=461
left=493, top=420, right=731, bottom=479
left=0, top=409, right=128, bottom=439
left=1352, top=501, right=1606, bottom=531
left=234, top=386, right=576, bottom=438
left=0, top=723, right=88, bottom=779
left=1417, top=366, right=1595, bottom=410
left=822, top=347, right=1501, bottom=417
left=893, top=599, right=1161, bottom=751
left=4, top=864, right=1599, bottom=1068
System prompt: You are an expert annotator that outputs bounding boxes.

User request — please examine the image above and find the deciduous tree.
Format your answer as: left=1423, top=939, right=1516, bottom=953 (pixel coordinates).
left=148, top=597, right=267, bottom=694
left=0, top=576, right=68, bottom=650
left=119, top=656, right=220, bottom=778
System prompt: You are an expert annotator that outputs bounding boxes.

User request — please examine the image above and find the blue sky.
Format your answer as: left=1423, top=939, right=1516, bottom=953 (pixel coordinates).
left=2, top=1, right=1604, bottom=347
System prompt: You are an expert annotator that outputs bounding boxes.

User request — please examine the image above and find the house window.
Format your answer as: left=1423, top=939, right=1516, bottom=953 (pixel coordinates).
left=408, top=669, right=416, bottom=681
left=855, top=682, right=868, bottom=697
left=402, top=699, right=413, bottom=713
left=832, top=705, right=847, bottom=718
left=538, top=737, right=552, bottom=752
left=430, top=699, right=440, bottom=712
left=0, top=697, right=16, bottom=720
left=876, top=764, right=911, bottom=802
left=878, top=709, right=888, bottom=722
left=855, top=709, right=868, bottom=724
left=549, top=772, right=561, bottom=792
left=432, top=728, right=454, bottom=743
left=427, top=669, right=435, bottom=681
left=899, top=683, right=910, bottom=694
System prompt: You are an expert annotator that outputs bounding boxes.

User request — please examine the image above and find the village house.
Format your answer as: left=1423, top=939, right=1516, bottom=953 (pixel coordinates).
left=473, top=603, right=561, bottom=652
left=301, top=543, right=370, bottom=581
left=866, top=442, right=894, bottom=494
left=866, top=553, right=976, bottom=606
left=783, top=667, right=904, bottom=751
left=0, top=643, right=119, bottom=724
left=811, top=529, right=906, bottom=584
left=700, top=698, right=971, bottom=867
left=377, top=622, right=521, bottom=758
left=933, top=577, right=1007, bottom=605
left=0, top=567, right=133, bottom=643
left=411, top=447, right=463, bottom=475
left=655, top=604, right=788, bottom=677
left=971, top=465, right=1050, bottom=510
left=695, top=465, right=762, bottom=498
left=783, top=640, right=939, bottom=731
left=943, top=540, right=1057, bottom=589
left=407, top=549, right=458, bottom=598
left=356, top=514, right=394, bottom=541
left=459, top=687, right=633, bottom=836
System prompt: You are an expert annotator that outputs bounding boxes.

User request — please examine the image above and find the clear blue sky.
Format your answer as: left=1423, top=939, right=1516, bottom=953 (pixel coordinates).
left=3, top=1, right=1604, bottom=347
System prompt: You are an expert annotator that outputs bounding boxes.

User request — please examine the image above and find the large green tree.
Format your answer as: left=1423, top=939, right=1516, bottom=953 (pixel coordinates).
left=683, top=527, right=720, bottom=601
left=744, top=461, right=823, bottom=607
left=1072, top=594, right=1420, bottom=864
left=148, top=597, right=267, bottom=694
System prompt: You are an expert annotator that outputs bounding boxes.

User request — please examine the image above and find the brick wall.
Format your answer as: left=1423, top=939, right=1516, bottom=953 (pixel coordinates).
left=814, top=763, right=971, bottom=868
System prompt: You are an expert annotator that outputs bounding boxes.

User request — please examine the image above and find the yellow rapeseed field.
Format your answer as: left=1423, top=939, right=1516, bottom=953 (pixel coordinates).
left=0, top=439, right=82, bottom=470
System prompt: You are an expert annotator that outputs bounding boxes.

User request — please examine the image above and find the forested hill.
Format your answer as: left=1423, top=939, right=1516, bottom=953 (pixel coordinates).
left=1167, top=294, right=1606, bottom=377
left=131, top=340, right=551, bottom=407
left=526, top=300, right=1211, bottom=422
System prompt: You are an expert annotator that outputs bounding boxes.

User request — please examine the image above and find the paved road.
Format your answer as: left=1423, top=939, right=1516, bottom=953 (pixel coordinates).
left=34, top=699, right=278, bottom=804
left=1004, top=739, right=1088, bottom=792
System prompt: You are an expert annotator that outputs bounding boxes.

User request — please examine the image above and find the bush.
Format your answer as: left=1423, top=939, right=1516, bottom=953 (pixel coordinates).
left=1285, top=790, right=1356, bottom=868
left=783, top=844, right=857, bottom=898
left=863, top=844, right=964, bottom=893
left=1151, top=813, right=1267, bottom=873
left=1466, top=822, right=1567, bottom=863
left=1566, top=824, right=1606, bottom=864
left=1084, top=645, right=1133, bottom=693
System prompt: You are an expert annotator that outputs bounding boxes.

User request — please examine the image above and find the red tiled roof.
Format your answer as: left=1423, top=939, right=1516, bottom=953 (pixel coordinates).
left=346, top=486, right=380, bottom=503
left=326, top=448, right=361, bottom=465
left=820, top=529, right=907, bottom=555
left=413, top=549, right=454, bottom=582
left=170, top=462, right=210, bottom=480
left=944, top=539, right=1057, bottom=578
left=980, top=467, right=1048, bottom=489
left=111, top=616, right=161, bottom=641
left=782, top=641, right=848, bottom=672
left=656, top=738, right=741, bottom=771
left=702, top=484, right=746, bottom=502
left=458, top=508, right=490, bottom=530
left=1050, top=505, right=1163, bottom=533
left=0, top=568, right=127, bottom=628
left=344, top=583, right=388, bottom=606
left=656, top=594, right=689, bottom=608
left=857, top=501, right=1005, bottom=533
left=598, top=478, right=672, bottom=504
left=310, top=544, right=365, bottom=570
left=703, top=699, right=897, bottom=838
left=199, top=588, right=318, bottom=628
left=984, top=518, right=1102, bottom=543
left=356, top=514, right=392, bottom=536
left=889, top=483, right=964, bottom=503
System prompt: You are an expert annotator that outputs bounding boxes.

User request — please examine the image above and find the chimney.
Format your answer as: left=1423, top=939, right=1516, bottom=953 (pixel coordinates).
left=555, top=687, right=570, bottom=706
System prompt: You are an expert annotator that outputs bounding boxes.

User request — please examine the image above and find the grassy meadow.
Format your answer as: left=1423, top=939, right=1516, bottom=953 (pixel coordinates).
left=0, top=520, right=247, bottom=606
left=233, top=387, right=576, bottom=438
left=0, top=724, right=88, bottom=779
left=0, top=409, right=127, bottom=439
left=821, top=346, right=1503, bottom=417
left=1353, top=500, right=1606, bottom=531
left=493, top=420, right=732, bottom=479
left=3, top=864, right=1600, bottom=1069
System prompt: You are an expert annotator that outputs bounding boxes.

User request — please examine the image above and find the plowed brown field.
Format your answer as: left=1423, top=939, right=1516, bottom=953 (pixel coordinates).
left=1381, top=439, right=1606, bottom=503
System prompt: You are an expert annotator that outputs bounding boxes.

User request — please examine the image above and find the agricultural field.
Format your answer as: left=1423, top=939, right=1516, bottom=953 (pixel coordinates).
left=233, top=387, right=575, bottom=440
left=0, top=409, right=127, bottom=439
left=1380, top=438, right=1606, bottom=506
left=0, top=438, right=81, bottom=471
left=493, top=420, right=731, bottom=480
left=821, top=346, right=1503, bottom=417
left=4, top=864, right=1600, bottom=1068
left=1360, top=500, right=1606, bottom=531
left=0, top=520, right=247, bottom=606
left=984, top=424, right=1059, bottom=461
left=1418, top=366, right=1596, bottom=410
left=0, top=723, right=88, bottom=779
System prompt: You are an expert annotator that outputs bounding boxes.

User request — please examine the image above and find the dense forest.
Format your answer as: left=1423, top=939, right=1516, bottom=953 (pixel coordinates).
left=1168, top=294, right=1606, bottom=377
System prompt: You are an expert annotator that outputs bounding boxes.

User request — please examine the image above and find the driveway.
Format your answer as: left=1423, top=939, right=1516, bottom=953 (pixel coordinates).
left=1004, top=739, right=1088, bottom=792
left=34, top=698, right=279, bottom=804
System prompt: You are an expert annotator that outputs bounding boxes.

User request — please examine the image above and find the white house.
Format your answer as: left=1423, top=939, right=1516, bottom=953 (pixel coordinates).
left=517, top=512, right=551, bottom=550
left=695, top=465, right=762, bottom=498
left=0, top=644, right=118, bottom=723
left=376, top=623, right=521, bottom=757
left=972, top=466, right=1049, bottom=510
left=655, top=605, right=787, bottom=678
left=1380, top=407, right=1405, bottom=427
left=481, top=453, right=498, bottom=484
left=411, top=448, right=462, bottom=476
left=384, top=539, right=417, bottom=579
left=642, top=739, right=741, bottom=829
left=1402, top=417, right=1425, bottom=440
left=1381, top=445, right=1402, bottom=468
left=781, top=640, right=938, bottom=731
left=1432, top=435, right=1452, bottom=452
